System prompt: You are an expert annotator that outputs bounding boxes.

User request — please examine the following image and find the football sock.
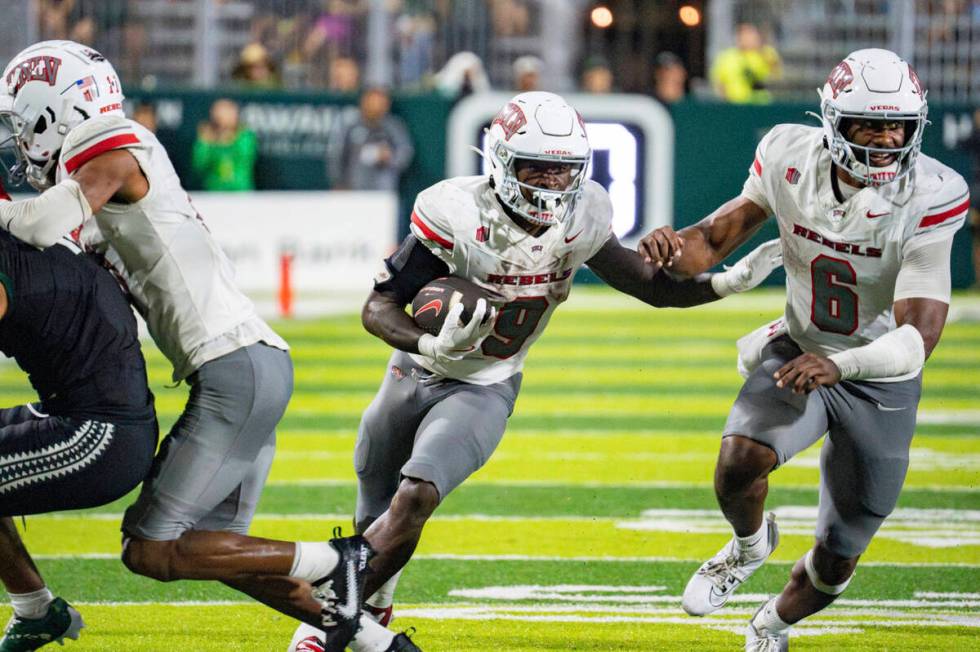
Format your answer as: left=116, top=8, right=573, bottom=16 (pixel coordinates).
left=366, top=570, right=402, bottom=609
left=8, top=587, right=54, bottom=619
left=751, top=597, right=790, bottom=635
left=349, top=615, right=395, bottom=652
left=289, top=541, right=340, bottom=582
left=735, top=519, right=768, bottom=559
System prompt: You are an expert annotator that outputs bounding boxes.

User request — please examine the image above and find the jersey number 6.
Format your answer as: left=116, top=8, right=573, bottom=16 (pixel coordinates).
left=810, top=255, right=858, bottom=336
left=482, top=296, right=549, bottom=359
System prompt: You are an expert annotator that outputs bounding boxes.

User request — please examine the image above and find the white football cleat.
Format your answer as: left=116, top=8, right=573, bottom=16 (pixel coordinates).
left=682, top=513, right=778, bottom=616
left=745, top=605, right=789, bottom=652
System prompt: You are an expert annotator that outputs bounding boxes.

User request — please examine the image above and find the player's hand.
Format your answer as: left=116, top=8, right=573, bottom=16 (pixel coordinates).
left=711, top=239, right=782, bottom=297
left=774, top=352, right=842, bottom=394
left=417, top=299, right=497, bottom=363
left=637, top=226, right=683, bottom=268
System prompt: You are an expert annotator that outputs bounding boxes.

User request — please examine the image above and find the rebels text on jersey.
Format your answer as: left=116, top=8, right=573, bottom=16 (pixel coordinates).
left=409, top=176, right=612, bottom=384
left=56, top=115, right=288, bottom=381
left=741, top=124, right=968, bottom=380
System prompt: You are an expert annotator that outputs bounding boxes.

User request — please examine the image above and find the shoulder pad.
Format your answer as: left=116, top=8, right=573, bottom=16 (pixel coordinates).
left=913, top=167, right=969, bottom=235
left=60, top=115, right=140, bottom=174
left=411, top=180, right=464, bottom=251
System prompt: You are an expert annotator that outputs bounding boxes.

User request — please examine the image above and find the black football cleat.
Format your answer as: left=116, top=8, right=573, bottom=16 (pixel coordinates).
left=385, top=629, right=422, bottom=652
left=312, top=527, right=375, bottom=652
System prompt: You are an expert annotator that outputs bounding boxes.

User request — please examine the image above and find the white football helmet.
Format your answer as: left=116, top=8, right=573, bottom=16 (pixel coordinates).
left=485, top=92, right=591, bottom=227
left=0, top=40, right=125, bottom=189
left=817, top=48, right=927, bottom=187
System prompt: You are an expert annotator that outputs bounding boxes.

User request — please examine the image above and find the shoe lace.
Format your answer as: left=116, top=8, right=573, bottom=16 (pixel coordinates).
left=698, top=551, right=752, bottom=589
left=313, top=578, right=340, bottom=627
left=747, top=634, right=783, bottom=652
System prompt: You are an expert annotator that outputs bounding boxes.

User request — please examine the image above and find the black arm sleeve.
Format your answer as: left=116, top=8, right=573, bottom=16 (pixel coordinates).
left=374, top=234, right=450, bottom=305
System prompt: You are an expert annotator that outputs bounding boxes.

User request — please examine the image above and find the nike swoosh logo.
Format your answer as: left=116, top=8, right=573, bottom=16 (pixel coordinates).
left=335, top=559, right=360, bottom=619
left=876, top=404, right=906, bottom=412
left=564, top=230, right=584, bottom=244
left=414, top=299, right=443, bottom=318
left=866, top=210, right=890, bottom=218
left=708, top=587, right=729, bottom=606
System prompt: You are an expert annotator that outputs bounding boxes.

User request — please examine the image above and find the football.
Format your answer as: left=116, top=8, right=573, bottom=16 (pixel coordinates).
left=412, top=276, right=491, bottom=335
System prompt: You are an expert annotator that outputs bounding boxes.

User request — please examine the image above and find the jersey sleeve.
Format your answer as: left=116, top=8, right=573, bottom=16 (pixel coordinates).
left=905, top=172, right=970, bottom=253
left=894, top=236, right=953, bottom=304
left=409, top=182, right=457, bottom=270
left=58, top=115, right=141, bottom=175
left=739, top=126, right=782, bottom=216
left=373, top=234, right=450, bottom=305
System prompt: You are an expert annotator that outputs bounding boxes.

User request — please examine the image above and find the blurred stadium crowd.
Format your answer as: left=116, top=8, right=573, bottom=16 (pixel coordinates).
left=4, top=1, right=979, bottom=284
left=5, top=0, right=980, bottom=102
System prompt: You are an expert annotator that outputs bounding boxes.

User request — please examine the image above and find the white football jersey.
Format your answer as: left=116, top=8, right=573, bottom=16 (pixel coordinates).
left=57, top=115, right=288, bottom=381
left=741, top=123, right=968, bottom=381
left=409, top=176, right=613, bottom=384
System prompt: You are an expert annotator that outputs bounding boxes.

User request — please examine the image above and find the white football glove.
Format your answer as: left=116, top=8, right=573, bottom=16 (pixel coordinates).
left=710, top=239, right=783, bottom=297
left=417, top=299, right=496, bottom=363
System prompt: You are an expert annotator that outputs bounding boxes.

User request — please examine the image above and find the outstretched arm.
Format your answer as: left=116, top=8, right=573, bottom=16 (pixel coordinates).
left=637, top=196, right=770, bottom=277
left=0, top=150, right=147, bottom=248
left=587, top=234, right=781, bottom=307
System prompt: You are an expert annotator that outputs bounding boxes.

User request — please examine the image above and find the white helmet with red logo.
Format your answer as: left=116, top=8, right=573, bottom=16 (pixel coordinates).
left=817, top=48, right=927, bottom=187
left=0, top=40, right=125, bottom=189
left=484, top=91, right=591, bottom=226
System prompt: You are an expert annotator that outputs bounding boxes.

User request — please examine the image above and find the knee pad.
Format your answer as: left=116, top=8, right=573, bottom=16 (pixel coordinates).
left=804, top=548, right=853, bottom=595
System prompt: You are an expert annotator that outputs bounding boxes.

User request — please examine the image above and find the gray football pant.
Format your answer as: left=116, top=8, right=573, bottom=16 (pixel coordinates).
left=122, top=343, right=293, bottom=540
left=724, top=336, right=922, bottom=558
left=355, top=351, right=521, bottom=524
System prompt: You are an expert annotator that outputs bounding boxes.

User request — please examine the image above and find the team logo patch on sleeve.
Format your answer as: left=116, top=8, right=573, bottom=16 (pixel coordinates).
left=785, top=167, right=800, bottom=184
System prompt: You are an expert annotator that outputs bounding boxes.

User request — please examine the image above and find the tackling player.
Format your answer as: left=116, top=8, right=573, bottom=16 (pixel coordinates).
left=0, top=228, right=157, bottom=651
left=0, top=40, right=377, bottom=645
left=289, top=91, right=783, bottom=651
left=638, top=49, right=965, bottom=651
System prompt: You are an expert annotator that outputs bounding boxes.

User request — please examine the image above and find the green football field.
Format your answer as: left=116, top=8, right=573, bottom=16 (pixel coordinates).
left=2, top=289, right=978, bottom=651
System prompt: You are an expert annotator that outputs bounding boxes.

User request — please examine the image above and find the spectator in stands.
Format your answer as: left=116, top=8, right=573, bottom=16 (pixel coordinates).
left=581, top=56, right=615, bottom=94
left=191, top=99, right=259, bottom=191
left=232, top=43, right=280, bottom=88
left=653, top=51, right=688, bottom=104
left=491, top=0, right=531, bottom=36
left=710, top=23, right=781, bottom=104
left=513, top=55, right=543, bottom=92
left=327, top=87, right=413, bottom=191
left=329, top=56, right=361, bottom=93
left=38, top=0, right=72, bottom=40
left=132, top=102, right=157, bottom=134
left=434, top=51, right=491, bottom=102
left=396, top=10, right=436, bottom=87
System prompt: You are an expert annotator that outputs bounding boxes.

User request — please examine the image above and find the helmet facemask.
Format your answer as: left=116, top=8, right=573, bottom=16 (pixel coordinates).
left=484, top=92, right=592, bottom=228
left=820, top=93, right=926, bottom=188
left=491, top=141, right=590, bottom=227
left=815, top=49, right=929, bottom=189
left=0, top=104, right=68, bottom=191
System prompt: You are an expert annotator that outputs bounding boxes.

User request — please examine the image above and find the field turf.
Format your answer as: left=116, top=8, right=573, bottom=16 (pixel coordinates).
left=2, top=289, right=978, bottom=651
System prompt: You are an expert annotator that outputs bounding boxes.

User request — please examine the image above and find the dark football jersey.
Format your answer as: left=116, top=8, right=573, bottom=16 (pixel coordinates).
left=0, top=231, right=153, bottom=422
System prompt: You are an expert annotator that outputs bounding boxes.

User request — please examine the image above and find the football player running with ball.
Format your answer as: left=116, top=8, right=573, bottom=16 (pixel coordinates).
left=638, top=49, right=967, bottom=651
left=289, top=91, right=783, bottom=651
left=0, top=41, right=372, bottom=646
